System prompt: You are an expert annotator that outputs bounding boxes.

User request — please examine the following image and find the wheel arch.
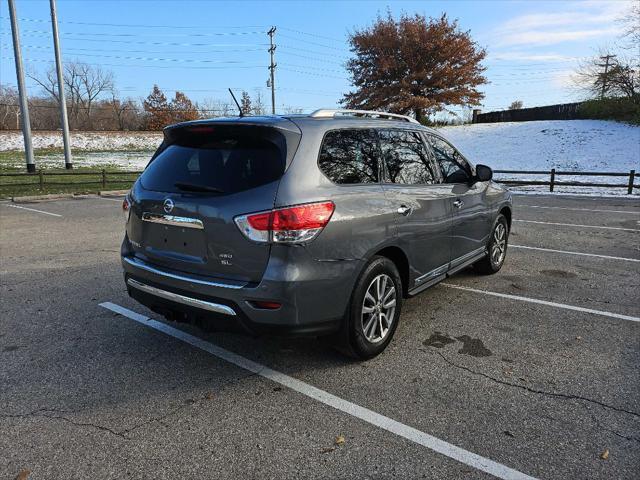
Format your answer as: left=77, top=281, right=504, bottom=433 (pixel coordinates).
left=372, top=245, right=411, bottom=298
left=499, top=205, right=512, bottom=230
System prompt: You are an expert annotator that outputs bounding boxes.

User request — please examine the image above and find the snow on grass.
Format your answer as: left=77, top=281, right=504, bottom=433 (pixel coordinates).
left=437, top=120, right=640, bottom=196
left=0, top=130, right=162, bottom=152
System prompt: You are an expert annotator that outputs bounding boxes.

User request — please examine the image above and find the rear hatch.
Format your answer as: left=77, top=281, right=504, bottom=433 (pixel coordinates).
left=126, top=120, right=301, bottom=283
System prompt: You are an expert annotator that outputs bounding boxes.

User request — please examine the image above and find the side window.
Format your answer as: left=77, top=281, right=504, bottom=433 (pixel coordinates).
left=426, top=134, right=471, bottom=184
left=379, top=130, right=437, bottom=185
left=318, top=129, right=380, bottom=184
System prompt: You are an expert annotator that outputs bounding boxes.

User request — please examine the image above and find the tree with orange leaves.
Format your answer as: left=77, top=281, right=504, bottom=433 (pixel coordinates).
left=342, top=13, right=487, bottom=124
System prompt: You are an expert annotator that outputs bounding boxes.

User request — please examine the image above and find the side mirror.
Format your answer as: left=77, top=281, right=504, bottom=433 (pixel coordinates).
left=475, top=164, right=493, bottom=182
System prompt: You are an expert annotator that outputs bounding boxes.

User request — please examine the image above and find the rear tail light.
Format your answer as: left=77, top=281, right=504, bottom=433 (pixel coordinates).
left=122, top=196, right=131, bottom=223
left=234, top=201, right=335, bottom=244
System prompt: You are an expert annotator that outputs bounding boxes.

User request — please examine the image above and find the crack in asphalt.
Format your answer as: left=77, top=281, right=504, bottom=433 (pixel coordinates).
left=0, top=408, right=126, bottom=438
left=0, top=371, right=260, bottom=440
left=434, top=351, right=640, bottom=419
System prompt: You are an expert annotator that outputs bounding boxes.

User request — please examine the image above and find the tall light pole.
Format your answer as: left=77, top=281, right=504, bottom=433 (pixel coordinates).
left=7, top=0, right=35, bottom=173
left=49, top=0, right=72, bottom=169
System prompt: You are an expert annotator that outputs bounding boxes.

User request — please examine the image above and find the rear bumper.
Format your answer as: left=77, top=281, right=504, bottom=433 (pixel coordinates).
left=121, top=245, right=363, bottom=337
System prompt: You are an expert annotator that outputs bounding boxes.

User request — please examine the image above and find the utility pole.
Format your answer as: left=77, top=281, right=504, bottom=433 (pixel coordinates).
left=597, top=54, right=617, bottom=99
left=49, top=0, right=72, bottom=169
left=7, top=0, right=35, bottom=173
left=267, top=26, right=276, bottom=115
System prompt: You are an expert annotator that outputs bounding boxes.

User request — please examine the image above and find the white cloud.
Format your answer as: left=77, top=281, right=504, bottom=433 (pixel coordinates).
left=491, top=0, right=632, bottom=48
left=488, top=52, right=584, bottom=62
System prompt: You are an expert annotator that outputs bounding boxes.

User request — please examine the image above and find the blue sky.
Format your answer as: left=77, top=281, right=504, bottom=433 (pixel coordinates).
left=0, top=0, right=634, bottom=117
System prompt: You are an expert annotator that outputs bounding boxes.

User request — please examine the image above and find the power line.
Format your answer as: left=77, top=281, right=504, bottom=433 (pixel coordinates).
left=1, top=56, right=268, bottom=70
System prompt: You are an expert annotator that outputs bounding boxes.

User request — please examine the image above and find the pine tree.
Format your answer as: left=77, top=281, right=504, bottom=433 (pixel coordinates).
left=171, top=91, right=200, bottom=123
left=240, top=91, right=252, bottom=115
left=143, top=85, right=171, bottom=130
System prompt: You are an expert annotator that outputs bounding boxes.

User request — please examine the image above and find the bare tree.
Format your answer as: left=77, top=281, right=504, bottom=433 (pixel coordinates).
left=0, top=84, right=20, bottom=130
left=575, top=53, right=639, bottom=99
left=252, top=90, right=266, bottom=115
left=619, top=2, right=640, bottom=50
left=509, top=100, right=524, bottom=110
left=29, top=61, right=114, bottom=129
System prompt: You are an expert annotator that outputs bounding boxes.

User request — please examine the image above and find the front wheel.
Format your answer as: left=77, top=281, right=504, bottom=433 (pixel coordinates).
left=341, top=256, right=403, bottom=359
left=474, top=214, right=509, bottom=274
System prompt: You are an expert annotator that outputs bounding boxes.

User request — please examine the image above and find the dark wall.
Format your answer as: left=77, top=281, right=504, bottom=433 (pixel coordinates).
left=474, top=102, right=584, bottom=123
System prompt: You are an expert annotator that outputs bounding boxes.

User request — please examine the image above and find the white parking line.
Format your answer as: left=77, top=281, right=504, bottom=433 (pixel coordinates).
left=2, top=203, right=62, bottom=217
left=514, top=219, right=640, bottom=232
left=442, top=284, right=640, bottom=323
left=99, top=197, right=125, bottom=203
left=99, top=301, right=537, bottom=480
left=510, top=245, right=640, bottom=263
left=517, top=205, right=640, bottom=215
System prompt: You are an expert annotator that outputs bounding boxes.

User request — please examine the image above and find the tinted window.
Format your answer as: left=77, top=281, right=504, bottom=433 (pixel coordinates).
left=318, top=129, right=379, bottom=184
left=380, top=130, right=437, bottom=185
left=140, top=128, right=285, bottom=194
left=427, top=134, right=470, bottom=184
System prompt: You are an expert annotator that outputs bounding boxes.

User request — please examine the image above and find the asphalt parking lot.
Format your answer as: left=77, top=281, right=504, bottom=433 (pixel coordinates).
left=1, top=193, right=638, bottom=480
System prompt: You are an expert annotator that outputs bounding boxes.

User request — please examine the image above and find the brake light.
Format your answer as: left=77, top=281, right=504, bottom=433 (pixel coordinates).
left=234, top=201, right=335, bottom=244
left=122, top=196, right=131, bottom=223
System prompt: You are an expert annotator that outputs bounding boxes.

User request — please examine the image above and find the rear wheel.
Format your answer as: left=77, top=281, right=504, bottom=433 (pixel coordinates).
left=474, top=214, right=509, bottom=274
left=340, top=256, right=403, bottom=359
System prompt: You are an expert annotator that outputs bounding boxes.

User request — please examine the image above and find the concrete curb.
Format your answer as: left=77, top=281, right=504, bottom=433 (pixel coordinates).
left=12, top=193, right=75, bottom=203
left=99, top=189, right=129, bottom=197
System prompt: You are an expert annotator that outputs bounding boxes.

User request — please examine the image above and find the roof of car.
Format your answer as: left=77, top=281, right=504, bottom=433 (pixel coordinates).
left=167, top=112, right=439, bottom=135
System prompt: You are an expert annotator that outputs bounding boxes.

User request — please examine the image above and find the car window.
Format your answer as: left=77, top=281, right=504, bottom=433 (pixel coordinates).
left=379, top=130, right=438, bottom=185
left=140, top=127, right=285, bottom=195
left=318, top=129, right=380, bottom=184
left=426, top=134, right=471, bottom=184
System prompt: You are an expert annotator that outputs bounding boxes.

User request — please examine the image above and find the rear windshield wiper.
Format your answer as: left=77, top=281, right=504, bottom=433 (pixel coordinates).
left=174, top=182, right=225, bottom=194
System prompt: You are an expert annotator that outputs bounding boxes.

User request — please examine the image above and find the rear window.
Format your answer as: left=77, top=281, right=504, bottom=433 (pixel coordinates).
left=140, top=126, right=286, bottom=195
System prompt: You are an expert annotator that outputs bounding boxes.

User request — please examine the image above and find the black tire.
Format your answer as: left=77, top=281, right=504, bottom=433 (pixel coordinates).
left=339, top=256, right=403, bottom=360
left=474, top=214, right=509, bottom=274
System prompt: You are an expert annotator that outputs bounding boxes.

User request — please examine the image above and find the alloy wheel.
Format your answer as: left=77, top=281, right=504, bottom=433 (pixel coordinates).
left=361, top=273, right=397, bottom=344
left=491, top=222, right=507, bottom=266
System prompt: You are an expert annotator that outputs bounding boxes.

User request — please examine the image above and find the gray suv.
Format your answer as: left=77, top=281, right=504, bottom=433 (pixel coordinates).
left=121, top=109, right=511, bottom=358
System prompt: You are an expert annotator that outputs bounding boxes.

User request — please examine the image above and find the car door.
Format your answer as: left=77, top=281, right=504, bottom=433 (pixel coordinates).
left=424, top=133, right=492, bottom=266
left=379, top=129, right=454, bottom=290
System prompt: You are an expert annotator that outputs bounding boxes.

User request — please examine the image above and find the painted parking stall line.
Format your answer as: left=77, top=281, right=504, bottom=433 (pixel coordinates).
left=99, top=301, right=537, bottom=480
left=442, top=284, right=640, bottom=323
left=514, top=219, right=640, bottom=233
left=516, top=205, right=640, bottom=215
left=510, top=245, right=640, bottom=263
left=3, top=203, right=62, bottom=217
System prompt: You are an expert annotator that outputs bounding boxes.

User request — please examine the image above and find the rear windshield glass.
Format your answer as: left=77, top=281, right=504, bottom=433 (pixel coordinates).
left=140, top=126, right=286, bottom=195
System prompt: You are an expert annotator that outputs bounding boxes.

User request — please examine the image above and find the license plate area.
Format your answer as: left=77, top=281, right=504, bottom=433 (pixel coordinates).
left=144, top=223, right=207, bottom=262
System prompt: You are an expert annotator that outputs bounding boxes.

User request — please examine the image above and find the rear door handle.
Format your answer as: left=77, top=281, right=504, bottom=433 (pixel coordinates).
left=397, top=205, right=412, bottom=216
left=453, top=199, right=464, bottom=209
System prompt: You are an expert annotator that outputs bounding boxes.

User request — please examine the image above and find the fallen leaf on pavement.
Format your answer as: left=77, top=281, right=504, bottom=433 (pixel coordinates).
left=320, top=447, right=335, bottom=454
left=15, top=470, right=31, bottom=480
left=205, top=392, right=215, bottom=400
left=335, top=435, right=345, bottom=446
left=600, top=449, right=609, bottom=460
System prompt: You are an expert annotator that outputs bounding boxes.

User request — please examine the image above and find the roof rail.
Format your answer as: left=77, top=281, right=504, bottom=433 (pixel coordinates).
left=309, top=109, right=420, bottom=124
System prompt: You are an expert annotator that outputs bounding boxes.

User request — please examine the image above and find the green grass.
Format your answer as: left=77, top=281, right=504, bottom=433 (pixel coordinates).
left=0, top=162, right=141, bottom=199
left=0, top=148, right=148, bottom=198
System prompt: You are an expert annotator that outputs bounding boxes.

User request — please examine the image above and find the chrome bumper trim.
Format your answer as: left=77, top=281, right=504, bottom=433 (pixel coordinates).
left=127, top=278, right=237, bottom=316
left=122, top=256, right=246, bottom=289
left=142, top=212, right=204, bottom=230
